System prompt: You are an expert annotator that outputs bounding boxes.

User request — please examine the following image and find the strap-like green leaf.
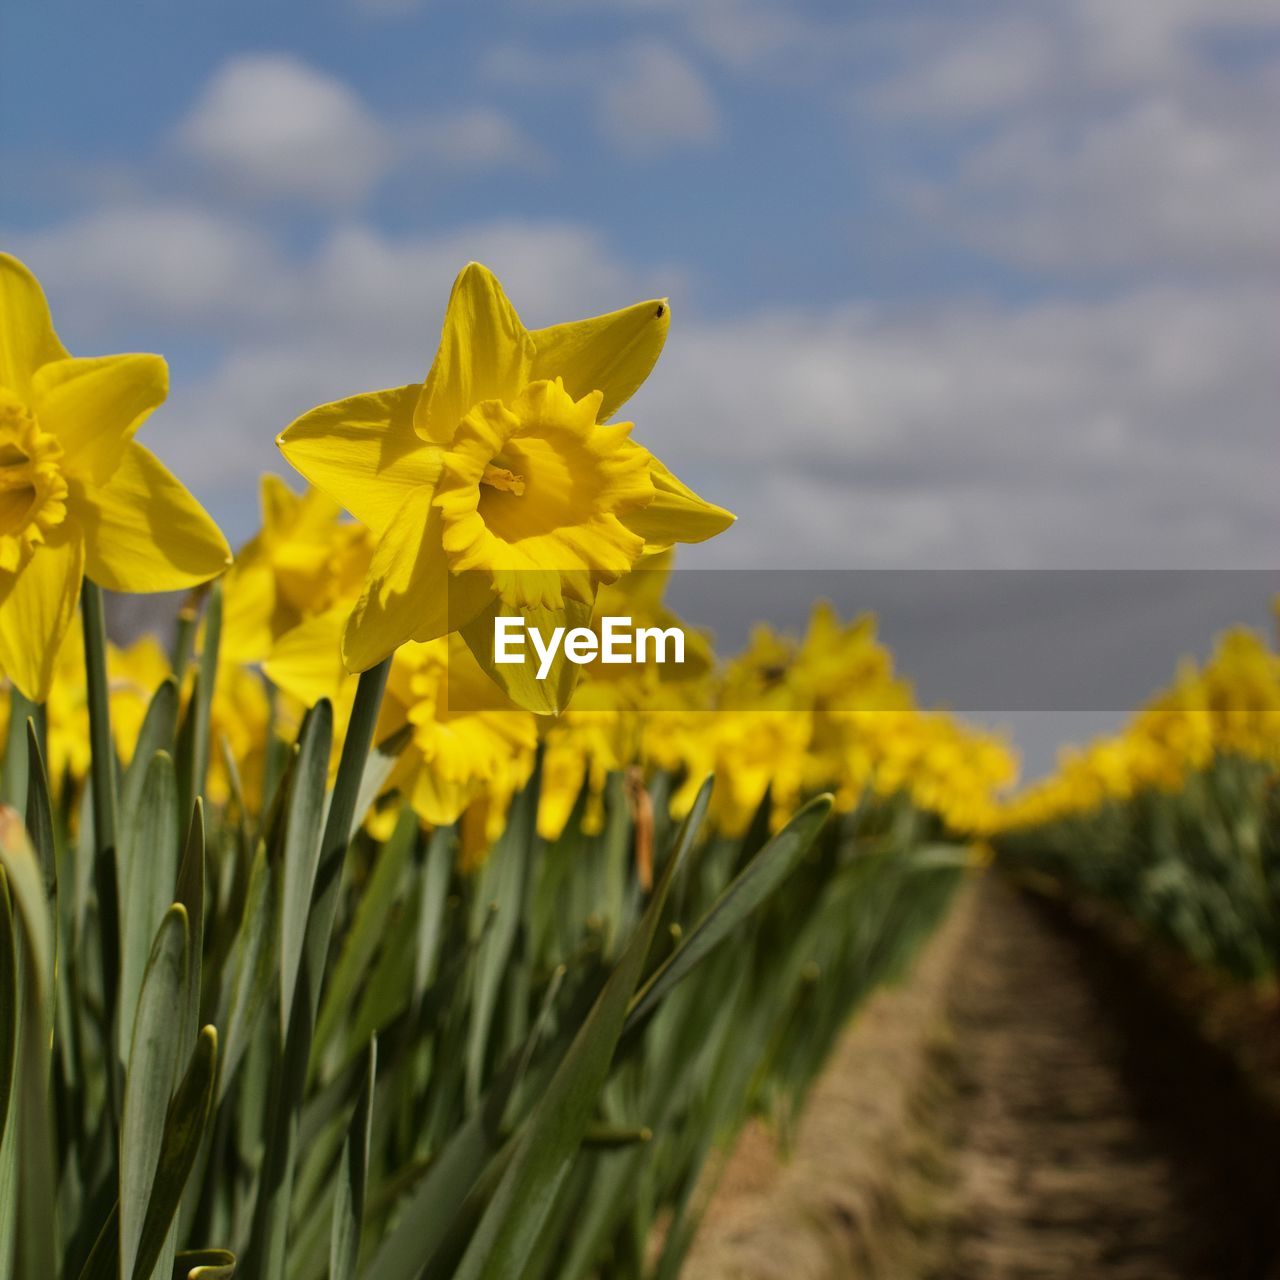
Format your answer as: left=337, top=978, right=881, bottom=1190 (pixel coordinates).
left=329, top=1039, right=375, bottom=1280
left=624, top=794, right=834, bottom=1036
left=120, top=678, right=179, bottom=826
left=216, top=844, right=276, bottom=1103
left=23, top=721, right=55, bottom=899
left=118, top=752, right=182, bottom=1064
left=447, top=777, right=713, bottom=1280
left=0, top=868, right=17, bottom=1274
left=0, top=810, right=57, bottom=1279
left=465, top=782, right=534, bottom=1109
left=121, top=904, right=188, bottom=1280
left=176, top=801, right=206, bottom=1058
left=133, top=1027, right=220, bottom=1280
left=312, top=812, right=416, bottom=1066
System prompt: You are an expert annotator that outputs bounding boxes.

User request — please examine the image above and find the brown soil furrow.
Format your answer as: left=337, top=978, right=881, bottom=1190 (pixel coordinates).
left=935, top=882, right=1260, bottom=1279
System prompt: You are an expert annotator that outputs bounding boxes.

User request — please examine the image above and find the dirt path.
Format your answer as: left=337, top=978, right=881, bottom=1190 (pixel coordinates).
left=936, top=881, right=1231, bottom=1279
left=687, top=877, right=1280, bottom=1280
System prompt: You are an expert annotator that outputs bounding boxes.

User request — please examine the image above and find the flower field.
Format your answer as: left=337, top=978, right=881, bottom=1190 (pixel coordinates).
left=998, top=619, right=1280, bottom=980
left=0, top=252, right=1025, bottom=1278
left=2, top=246, right=1278, bottom=1278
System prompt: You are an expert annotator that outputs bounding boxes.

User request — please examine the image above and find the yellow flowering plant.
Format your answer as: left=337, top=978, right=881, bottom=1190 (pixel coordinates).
left=0, top=253, right=230, bottom=701
left=276, top=262, right=733, bottom=712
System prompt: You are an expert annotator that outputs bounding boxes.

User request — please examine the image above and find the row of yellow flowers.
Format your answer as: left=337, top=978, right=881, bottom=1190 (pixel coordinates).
left=1, top=556, right=1019, bottom=865
left=1, top=248, right=1016, bottom=862
left=998, top=620, right=1280, bottom=830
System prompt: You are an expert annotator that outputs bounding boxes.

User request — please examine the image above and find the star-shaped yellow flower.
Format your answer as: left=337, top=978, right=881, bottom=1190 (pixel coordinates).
left=0, top=253, right=231, bottom=701
left=277, top=262, right=733, bottom=712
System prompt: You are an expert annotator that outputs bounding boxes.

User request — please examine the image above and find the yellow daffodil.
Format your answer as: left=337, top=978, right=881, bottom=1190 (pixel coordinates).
left=0, top=253, right=231, bottom=701
left=378, top=634, right=537, bottom=861
left=276, top=262, right=733, bottom=712
left=221, top=475, right=373, bottom=665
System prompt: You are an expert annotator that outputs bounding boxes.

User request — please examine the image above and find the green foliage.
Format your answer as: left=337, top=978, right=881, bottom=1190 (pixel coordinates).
left=999, top=754, right=1280, bottom=980
left=0, top=634, right=966, bottom=1279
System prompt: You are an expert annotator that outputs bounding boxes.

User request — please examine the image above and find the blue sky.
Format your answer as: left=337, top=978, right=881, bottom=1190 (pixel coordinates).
left=3, top=1, right=1277, bottom=630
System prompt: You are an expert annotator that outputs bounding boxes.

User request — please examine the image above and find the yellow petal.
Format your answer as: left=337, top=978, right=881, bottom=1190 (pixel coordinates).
left=0, top=524, right=84, bottom=702
left=72, top=442, right=232, bottom=592
left=622, top=454, right=735, bottom=549
left=341, top=488, right=494, bottom=672
left=220, top=559, right=278, bottom=664
left=0, top=253, right=69, bottom=397
left=264, top=607, right=351, bottom=707
left=277, top=385, right=440, bottom=535
left=259, top=472, right=301, bottom=531
left=414, top=263, right=534, bottom=446
left=460, top=595, right=593, bottom=715
left=31, top=353, right=168, bottom=483
left=529, top=297, right=669, bottom=422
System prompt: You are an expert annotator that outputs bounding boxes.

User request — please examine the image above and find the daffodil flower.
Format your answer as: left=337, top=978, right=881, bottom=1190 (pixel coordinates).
left=277, top=262, right=733, bottom=712
left=0, top=253, right=231, bottom=700
left=221, top=474, right=373, bottom=665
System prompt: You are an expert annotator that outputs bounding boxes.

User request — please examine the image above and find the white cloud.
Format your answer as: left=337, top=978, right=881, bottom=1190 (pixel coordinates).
left=600, top=43, right=721, bottom=152
left=485, top=39, right=720, bottom=155
left=12, top=202, right=1272, bottom=571
left=5, top=206, right=284, bottom=328
left=858, top=0, right=1280, bottom=278
left=175, top=54, right=393, bottom=204
left=404, top=108, right=548, bottom=173
left=629, top=284, right=1277, bottom=569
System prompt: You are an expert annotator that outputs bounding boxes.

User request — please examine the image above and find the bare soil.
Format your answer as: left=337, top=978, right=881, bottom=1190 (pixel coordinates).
left=685, top=877, right=1280, bottom=1280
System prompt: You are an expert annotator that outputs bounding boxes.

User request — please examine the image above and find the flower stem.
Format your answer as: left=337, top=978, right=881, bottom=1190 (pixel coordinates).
left=81, top=578, right=121, bottom=1106
left=311, top=656, right=391, bottom=982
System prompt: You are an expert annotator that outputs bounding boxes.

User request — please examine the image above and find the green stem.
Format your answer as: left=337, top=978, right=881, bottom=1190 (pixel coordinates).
left=81, top=578, right=122, bottom=1105
left=82, top=581, right=118, bottom=850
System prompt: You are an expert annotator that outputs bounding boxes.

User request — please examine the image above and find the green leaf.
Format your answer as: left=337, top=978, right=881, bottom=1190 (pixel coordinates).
left=216, top=842, right=277, bottom=1103
left=121, top=904, right=188, bottom=1280
left=447, top=777, right=713, bottom=1280
left=279, top=701, right=334, bottom=1035
left=312, top=811, right=415, bottom=1066
left=0, top=869, right=17, bottom=1276
left=121, top=678, right=179, bottom=826
left=624, top=794, right=834, bottom=1036
left=118, top=751, right=182, bottom=1065
left=1, top=686, right=36, bottom=814
left=465, top=784, right=534, bottom=1109
left=0, top=812, right=56, bottom=1278
left=78, top=1028, right=221, bottom=1280
left=133, top=1027, right=220, bottom=1280
left=23, top=720, right=55, bottom=900
left=352, top=724, right=412, bottom=839
left=175, top=801, right=206, bottom=1057
left=329, top=1039, right=375, bottom=1280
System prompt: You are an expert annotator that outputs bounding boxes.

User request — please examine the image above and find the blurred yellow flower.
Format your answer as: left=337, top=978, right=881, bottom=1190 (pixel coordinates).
left=379, top=634, right=537, bottom=859
left=276, top=262, right=733, bottom=710
left=0, top=253, right=231, bottom=700
left=221, top=475, right=373, bottom=665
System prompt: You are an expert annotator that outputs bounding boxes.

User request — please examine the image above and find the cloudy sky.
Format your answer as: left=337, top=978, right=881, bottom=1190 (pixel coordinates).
left=5, top=0, right=1277, bottom=568
left=3, top=0, right=1277, bottom=767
